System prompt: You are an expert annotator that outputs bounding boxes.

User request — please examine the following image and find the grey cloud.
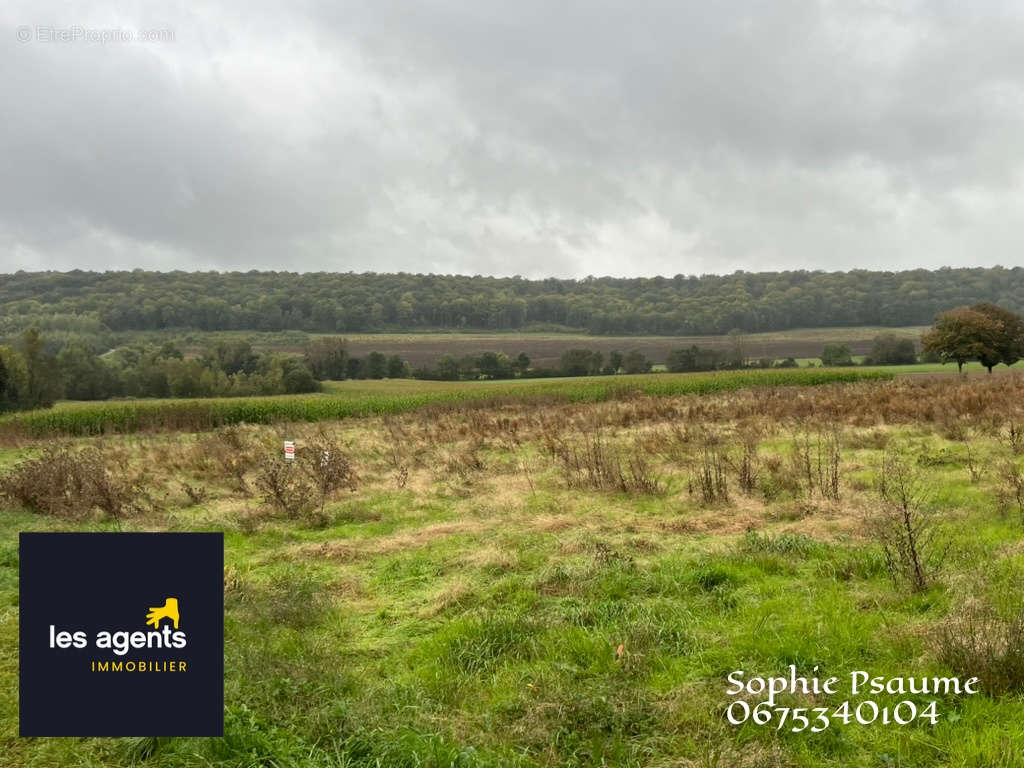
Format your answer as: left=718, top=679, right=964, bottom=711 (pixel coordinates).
left=2, top=0, right=1023, bottom=277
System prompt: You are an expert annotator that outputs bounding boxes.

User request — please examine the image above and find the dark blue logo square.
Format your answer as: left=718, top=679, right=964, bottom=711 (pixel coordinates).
left=19, top=532, right=224, bottom=737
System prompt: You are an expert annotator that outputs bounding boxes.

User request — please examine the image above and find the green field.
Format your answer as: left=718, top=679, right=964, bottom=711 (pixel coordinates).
left=2, top=372, right=1024, bottom=766
left=7, top=359, right=1023, bottom=440
left=0, top=369, right=891, bottom=437
left=7, top=362, right=1023, bottom=438
left=838, top=360, right=1022, bottom=373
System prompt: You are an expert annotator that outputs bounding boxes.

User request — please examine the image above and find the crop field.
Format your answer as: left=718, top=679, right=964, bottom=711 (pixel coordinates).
left=114, top=326, right=928, bottom=368
left=0, top=369, right=890, bottom=438
left=5, top=365, right=1021, bottom=440
left=2, top=372, right=1024, bottom=766
left=332, top=327, right=930, bottom=368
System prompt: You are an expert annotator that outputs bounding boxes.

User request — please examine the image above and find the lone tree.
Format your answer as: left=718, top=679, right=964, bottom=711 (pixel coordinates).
left=921, top=306, right=1004, bottom=373
left=972, top=303, right=1024, bottom=371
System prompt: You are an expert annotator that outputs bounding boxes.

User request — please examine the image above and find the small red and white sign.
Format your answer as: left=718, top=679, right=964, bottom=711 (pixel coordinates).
left=283, top=441, right=295, bottom=460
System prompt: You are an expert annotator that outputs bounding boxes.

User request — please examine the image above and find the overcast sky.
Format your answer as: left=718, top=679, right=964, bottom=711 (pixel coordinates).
left=2, top=2, right=1024, bottom=278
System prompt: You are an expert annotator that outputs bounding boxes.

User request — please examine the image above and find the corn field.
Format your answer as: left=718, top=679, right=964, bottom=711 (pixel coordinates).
left=0, top=368, right=890, bottom=438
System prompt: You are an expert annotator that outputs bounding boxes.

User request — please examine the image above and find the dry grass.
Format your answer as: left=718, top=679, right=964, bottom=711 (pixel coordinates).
left=6, top=373, right=1024, bottom=767
left=933, top=598, right=1024, bottom=695
left=302, top=521, right=487, bottom=562
left=5, top=374, right=1022, bottom=573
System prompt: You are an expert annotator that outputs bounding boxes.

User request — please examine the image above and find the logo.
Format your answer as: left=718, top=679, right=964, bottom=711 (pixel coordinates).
left=146, top=597, right=180, bottom=629
left=20, top=533, right=223, bottom=736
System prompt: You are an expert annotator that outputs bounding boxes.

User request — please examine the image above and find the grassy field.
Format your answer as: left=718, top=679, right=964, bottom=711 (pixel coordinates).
left=3, top=373, right=1024, bottom=766
left=0, top=369, right=890, bottom=437
left=5, top=362, right=1022, bottom=438
left=848, top=361, right=1023, bottom=374
left=110, top=326, right=929, bottom=367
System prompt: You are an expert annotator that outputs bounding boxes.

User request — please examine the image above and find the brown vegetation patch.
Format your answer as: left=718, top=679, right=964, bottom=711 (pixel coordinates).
left=418, top=577, right=478, bottom=618
left=464, top=544, right=520, bottom=571
left=529, top=513, right=579, bottom=532
left=301, top=520, right=487, bottom=563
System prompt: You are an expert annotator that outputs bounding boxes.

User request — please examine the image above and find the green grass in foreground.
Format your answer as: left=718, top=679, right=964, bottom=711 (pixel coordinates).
left=0, top=369, right=890, bottom=437
left=2, top=414, right=1023, bottom=767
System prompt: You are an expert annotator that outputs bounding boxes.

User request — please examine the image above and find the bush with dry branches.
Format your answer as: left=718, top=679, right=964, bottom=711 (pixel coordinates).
left=868, top=447, right=950, bottom=592
left=690, top=432, right=728, bottom=505
left=255, top=435, right=356, bottom=520
left=0, top=446, right=144, bottom=521
left=555, top=432, right=664, bottom=495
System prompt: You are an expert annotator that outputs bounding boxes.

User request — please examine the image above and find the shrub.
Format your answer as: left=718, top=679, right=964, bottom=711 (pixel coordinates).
left=622, top=349, right=653, bottom=374
left=254, top=435, right=356, bottom=519
left=821, top=344, right=854, bottom=366
left=817, top=427, right=841, bottom=501
left=301, top=435, right=357, bottom=511
left=79, top=450, right=145, bottom=520
left=865, top=334, right=917, bottom=365
left=1002, top=420, right=1024, bottom=456
left=789, top=425, right=841, bottom=501
left=964, top=441, right=985, bottom=484
left=868, top=447, right=950, bottom=592
left=933, top=601, right=1024, bottom=696
left=554, top=433, right=664, bottom=495
left=254, top=457, right=314, bottom=519
left=443, top=441, right=486, bottom=483
left=194, top=426, right=259, bottom=492
left=0, top=446, right=143, bottom=520
left=736, top=427, right=760, bottom=496
left=758, top=454, right=800, bottom=502
left=690, top=433, right=728, bottom=505
left=995, top=458, right=1024, bottom=521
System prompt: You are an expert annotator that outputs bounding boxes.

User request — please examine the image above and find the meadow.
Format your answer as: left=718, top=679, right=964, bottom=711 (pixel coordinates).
left=3, top=372, right=1024, bottom=767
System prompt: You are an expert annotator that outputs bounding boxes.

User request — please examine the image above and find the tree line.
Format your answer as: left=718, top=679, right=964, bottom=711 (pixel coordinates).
left=2, top=267, right=1023, bottom=337
left=3, top=304, right=1020, bottom=412
left=0, top=331, right=793, bottom=411
left=807, top=303, right=1024, bottom=373
left=0, top=332, right=322, bottom=411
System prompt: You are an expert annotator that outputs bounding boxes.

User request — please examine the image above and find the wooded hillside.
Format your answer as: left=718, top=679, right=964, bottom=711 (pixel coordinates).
left=2, top=267, right=1022, bottom=336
